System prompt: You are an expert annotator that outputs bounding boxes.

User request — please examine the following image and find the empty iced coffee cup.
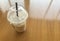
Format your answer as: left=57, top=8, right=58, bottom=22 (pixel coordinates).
left=7, top=6, right=28, bottom=32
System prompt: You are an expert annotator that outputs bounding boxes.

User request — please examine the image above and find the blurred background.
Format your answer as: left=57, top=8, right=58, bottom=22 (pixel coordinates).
left=0, top=0, right=60, bottom=41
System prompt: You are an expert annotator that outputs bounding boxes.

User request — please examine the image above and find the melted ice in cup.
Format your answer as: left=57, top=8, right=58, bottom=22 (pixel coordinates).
left=7, top=6, right=28, bottom=32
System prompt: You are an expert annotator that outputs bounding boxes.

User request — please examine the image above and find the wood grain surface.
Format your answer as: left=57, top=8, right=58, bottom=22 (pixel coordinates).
left=0, top=0, right=60, bottom=41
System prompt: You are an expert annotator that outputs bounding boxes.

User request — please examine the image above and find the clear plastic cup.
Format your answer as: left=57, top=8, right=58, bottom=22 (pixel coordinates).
left=7, top=6, right=28, bottom=32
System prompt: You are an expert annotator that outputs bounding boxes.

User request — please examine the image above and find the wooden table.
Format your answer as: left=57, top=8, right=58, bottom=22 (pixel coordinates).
left=0, top=0, right=60, bottom=41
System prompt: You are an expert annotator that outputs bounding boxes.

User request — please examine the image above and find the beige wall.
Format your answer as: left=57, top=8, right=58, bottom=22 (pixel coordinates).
left=0, top=0, right=24, bottom=12
left=29, top=0, right=60, bottom=20
left=1, top=0, right=60, bottom=20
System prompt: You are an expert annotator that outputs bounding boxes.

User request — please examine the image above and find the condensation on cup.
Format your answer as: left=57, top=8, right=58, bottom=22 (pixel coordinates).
left=7, top=6, right=28, bottom=32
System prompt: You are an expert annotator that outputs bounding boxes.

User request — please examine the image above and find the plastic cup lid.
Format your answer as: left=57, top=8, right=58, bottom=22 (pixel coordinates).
left=7, top=6, right=28, bottom=24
